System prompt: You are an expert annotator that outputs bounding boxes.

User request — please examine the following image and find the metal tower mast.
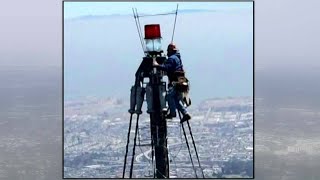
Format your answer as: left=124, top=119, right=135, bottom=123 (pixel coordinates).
left=123, top=5, right=204, bottom=179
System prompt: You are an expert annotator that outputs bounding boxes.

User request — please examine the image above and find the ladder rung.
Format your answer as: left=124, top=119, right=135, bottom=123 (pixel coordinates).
left=138, top=144, right=152, bottom=146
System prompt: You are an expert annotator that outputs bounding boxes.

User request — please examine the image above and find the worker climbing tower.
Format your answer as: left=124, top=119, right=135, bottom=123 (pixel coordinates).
left=122, top=5, right=204, bottom=179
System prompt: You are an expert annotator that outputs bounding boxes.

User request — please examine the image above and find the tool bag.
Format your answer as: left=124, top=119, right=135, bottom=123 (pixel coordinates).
left=172, top=71, right=191, bottom=106
left=171, top=71, right=188, bottom=92
left=174, top=76, right=189, bottom=92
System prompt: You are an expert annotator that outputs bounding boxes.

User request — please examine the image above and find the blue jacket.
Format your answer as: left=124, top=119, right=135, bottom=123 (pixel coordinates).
left=158, top=52, right=184, bottom=83
left=158, top=52, right=183, bottom=72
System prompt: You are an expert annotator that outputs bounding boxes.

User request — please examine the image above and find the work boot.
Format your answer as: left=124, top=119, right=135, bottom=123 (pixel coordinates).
left=180, top=113, right=191, bottom=123
left=165, top=114, right=176, bottom=119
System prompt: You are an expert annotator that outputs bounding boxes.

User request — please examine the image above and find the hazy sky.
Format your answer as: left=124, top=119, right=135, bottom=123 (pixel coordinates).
left=64, top=3, right=253, bottom=102
left=64, top=2, right=253, bottom=19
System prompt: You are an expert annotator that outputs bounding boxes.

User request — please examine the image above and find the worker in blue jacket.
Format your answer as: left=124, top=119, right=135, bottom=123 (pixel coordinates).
left=153, top=43, right=191, bottom=123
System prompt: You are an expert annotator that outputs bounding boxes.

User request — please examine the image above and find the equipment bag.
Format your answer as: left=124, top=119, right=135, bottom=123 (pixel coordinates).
left=172, top=70, right=191, bottom=106
left=174, top=76, right=189, bottom=93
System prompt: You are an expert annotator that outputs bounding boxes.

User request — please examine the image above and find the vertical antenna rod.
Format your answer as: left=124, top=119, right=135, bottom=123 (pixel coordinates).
left=135, top=8, right=146, bottom=52
left=171, top=4, right=179, bottom=43
left=132, top=8, right=146, bottom=55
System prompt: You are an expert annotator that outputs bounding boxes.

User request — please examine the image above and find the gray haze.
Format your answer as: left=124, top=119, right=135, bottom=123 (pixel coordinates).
left=255, top=0, right=320, bottom=72
left=1, top=0, right=320, bottom=179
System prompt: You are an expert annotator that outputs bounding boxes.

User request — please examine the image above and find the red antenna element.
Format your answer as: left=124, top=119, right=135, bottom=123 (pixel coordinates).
left=144, top=24, right=161, bottom=39
left=144, top=24, right=162, bottom=53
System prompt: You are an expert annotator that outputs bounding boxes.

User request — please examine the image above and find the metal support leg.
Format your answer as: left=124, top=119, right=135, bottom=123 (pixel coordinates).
left=179, top=112, right=198, bottom=178
left=186, top=120, right=205, bottom=178
left=129, top=114, right=140, bottom=178
left=123, top=113, right=134, bottom=178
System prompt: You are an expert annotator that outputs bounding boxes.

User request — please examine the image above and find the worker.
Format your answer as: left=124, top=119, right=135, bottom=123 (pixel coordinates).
left=153, top=43, right=191, bottom=123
